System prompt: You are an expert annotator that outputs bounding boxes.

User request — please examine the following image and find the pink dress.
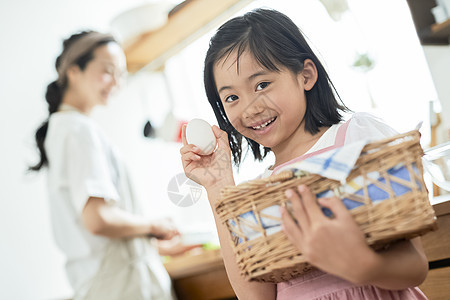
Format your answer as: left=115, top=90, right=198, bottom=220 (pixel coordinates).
left=268, top=113, right=428, bottom=300
left=276, top=268, right=427, bottom=300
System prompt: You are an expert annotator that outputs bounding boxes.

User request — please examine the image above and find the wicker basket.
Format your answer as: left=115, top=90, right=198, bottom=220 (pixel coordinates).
left=216, top=130, right=437, bottom=283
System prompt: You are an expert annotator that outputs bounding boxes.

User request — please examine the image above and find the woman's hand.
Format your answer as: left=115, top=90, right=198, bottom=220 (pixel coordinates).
left=180, top=124, right=234, bottom=191
left=148, top=217, right=180, bottom=240
left=280, top=185, right=375, bottom=283
left=157, top=235, right=203, bottom=257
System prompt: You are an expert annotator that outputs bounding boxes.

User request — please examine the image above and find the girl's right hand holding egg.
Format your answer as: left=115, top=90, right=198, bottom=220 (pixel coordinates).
left=180, top=123, right=235, bottom=194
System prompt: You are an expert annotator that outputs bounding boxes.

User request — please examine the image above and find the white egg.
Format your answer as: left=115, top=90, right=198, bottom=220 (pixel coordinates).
left=186, top=119, right=216, bottom=155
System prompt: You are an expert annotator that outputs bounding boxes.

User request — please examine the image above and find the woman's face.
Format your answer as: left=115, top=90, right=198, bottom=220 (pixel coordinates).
left=71, top=42, right=127, bottom=107
left=213, top=50, right=309, bottom=152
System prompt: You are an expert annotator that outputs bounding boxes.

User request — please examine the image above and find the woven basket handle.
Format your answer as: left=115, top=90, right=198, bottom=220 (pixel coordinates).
left=264, top=170, right=294, bottom=184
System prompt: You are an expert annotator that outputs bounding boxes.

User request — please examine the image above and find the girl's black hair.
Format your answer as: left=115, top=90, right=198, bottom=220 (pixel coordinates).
left=29, top=31, right=116, bottom=171
left=204, top=8, right=349, bottom=166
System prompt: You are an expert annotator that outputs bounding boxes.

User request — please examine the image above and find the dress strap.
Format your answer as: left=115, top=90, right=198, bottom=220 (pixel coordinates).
left=272, top=119, right=351, bottom=174
left=334, top=117, right=350, bottom=147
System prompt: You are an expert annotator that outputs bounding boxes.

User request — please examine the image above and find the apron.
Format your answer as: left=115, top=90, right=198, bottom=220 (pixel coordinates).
left=76, top=238, right=174, bottom=300
left=74, top=145, right=175, bottom=300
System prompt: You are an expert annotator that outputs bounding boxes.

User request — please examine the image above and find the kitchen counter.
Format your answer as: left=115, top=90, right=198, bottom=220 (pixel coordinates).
left=164, top=248, right=235, bottom=300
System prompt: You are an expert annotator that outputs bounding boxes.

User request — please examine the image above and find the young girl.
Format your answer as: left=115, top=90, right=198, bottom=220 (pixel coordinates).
left=30, top=30, right=196, bottom=300
left=180, top=8, right=429, bottom=299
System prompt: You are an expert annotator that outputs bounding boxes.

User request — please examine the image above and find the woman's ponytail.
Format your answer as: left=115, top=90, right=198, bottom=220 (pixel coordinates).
left=29, top=121, right=49, bottom=171
left=46, top=81, right=63, bottom=114
left=29, top=81, right=63, bottom=171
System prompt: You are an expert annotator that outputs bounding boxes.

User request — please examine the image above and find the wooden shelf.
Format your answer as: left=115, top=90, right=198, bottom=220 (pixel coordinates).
left=407, top=0, right=450, bottom=45
left=123, top=0, right=254, bottom=73
left=431, top=18, right=450, bottom=37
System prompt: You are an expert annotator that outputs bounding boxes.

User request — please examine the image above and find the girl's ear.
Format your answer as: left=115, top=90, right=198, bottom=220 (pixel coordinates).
left=300, top=59, right=318, bottom=91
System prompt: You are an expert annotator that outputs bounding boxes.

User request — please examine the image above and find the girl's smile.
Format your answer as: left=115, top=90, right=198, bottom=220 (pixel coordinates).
left=248, top=116, right=277, bottom=134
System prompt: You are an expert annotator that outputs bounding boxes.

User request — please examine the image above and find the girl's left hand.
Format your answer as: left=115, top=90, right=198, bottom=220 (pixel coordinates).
left=281, top=184, right=375, bottom=281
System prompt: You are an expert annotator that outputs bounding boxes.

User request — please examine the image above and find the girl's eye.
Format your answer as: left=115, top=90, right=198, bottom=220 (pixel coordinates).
left=225, top=95, right=239, bottom=103
left=256, top=82, right=270, bottom=91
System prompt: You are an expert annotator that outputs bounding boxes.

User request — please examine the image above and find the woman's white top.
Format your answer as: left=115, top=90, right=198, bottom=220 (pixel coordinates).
left=45, top=111, right=173, bottom=300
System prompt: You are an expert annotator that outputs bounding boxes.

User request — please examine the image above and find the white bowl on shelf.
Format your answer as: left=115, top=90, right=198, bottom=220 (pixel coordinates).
left=110, top=1, right=175, bottom=45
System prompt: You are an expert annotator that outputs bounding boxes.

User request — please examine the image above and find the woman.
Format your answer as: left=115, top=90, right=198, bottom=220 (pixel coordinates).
left=31, top=30, right=182, bottom=300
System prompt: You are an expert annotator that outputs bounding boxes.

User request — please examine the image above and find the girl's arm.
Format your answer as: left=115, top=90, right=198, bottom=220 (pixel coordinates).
left=281, top=185, right=428, bottom=290
left=82, top=197, right=179, bottom=239
left=180, top=125, right=276, bottom=299
left=358, top=237, right=428, bottom=289
left=207, top=185, right=277, bottom=299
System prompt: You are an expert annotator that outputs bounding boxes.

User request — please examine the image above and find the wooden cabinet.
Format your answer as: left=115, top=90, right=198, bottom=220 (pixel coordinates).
left=421, top=267, right=450, bottom=299
left=420, top=198, right=450, bottom=299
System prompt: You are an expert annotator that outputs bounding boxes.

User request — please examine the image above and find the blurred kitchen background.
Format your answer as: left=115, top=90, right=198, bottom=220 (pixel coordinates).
left=1, top=0, right=449, bottom=299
